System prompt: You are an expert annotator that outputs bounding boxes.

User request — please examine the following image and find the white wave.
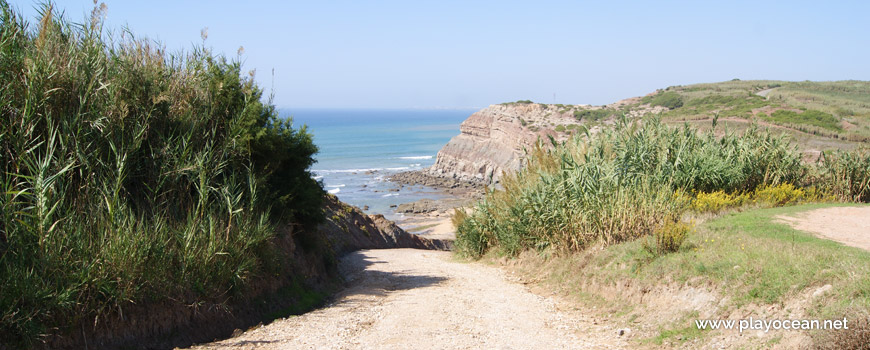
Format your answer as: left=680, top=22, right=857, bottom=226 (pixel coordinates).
left=327, top=188, right=340, bottom=194
left=313, top=168, right=376, bottom=174
left=409, top=163, right=421, bottom=167
left=397, top=155, right=433, bottom=160
left=381, top=193, right=399, bottom=197
left=312, top=175, right=324, bottom=180
left=327, top=184, right=346, bottom=188
left=313, top=167, right=410, bottom=174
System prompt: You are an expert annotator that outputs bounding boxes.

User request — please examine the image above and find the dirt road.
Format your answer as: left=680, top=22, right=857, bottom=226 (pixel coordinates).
left=187, top=249, right=624, bottom=350
left=778, top=206, right=870, bottom=251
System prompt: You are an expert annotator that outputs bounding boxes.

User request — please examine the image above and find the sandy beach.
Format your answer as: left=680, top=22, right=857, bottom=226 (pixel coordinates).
left=399, top=209, right=458, bottom=241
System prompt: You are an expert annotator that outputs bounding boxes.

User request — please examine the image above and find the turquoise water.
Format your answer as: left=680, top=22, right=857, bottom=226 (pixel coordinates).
left=282, top=109, right=473, bottom=219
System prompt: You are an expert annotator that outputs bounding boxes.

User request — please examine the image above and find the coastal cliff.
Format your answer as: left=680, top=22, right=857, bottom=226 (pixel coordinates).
left=390, top=99, right=667, bottom=189
left=425, top=103, right=585, bottom=184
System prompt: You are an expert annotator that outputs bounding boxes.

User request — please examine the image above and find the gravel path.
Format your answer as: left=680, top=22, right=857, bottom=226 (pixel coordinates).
left=186, top=249, right=624, bottom=350
left=756, top=88, right=775, bottom=98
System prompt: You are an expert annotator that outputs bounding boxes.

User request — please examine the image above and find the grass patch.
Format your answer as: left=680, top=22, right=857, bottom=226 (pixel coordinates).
left=642, top=91, right=684, bottom=109
left=766, top=109, right=842, bottom=132
left=585, top=203, right=870, bottom=307
left=573, top=108, right=617, bottom=121
left=504, top=203, right=870, bottom=348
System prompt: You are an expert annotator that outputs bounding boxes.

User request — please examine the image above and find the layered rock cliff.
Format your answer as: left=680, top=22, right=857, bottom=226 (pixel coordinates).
left=425, top=103, right=583, bottom=184
left=420, top=100, right=668, bottom=185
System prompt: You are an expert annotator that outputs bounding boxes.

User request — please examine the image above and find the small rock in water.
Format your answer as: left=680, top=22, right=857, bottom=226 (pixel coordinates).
left=388, top=188, right=400, bottom=192
left=361, top=184, right=367, bottom=188
left=362, top=205, right=369, bottom=211
left=389, top=204, right=397, bottom=208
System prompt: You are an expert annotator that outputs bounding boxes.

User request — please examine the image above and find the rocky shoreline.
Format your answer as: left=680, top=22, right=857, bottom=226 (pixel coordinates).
left=386, top=170, right=484, bottom=216
left=389, top=170, right=486, bottom=196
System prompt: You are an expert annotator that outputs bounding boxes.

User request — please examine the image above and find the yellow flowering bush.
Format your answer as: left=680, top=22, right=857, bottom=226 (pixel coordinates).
left=691, top=190, right=750, bottom=213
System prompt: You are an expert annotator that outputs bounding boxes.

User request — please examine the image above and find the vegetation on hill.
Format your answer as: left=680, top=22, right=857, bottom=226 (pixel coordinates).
left=0, top=2, right=323, bottom=346
left=641, top=91, right=683, bottom=109
left=637, top=80, right=870, bottom=142
left=454, top=110, right=869, bottom=347
left=572, top=108, right=616, bottom=122
left=454, top=117, right=870, bottom=258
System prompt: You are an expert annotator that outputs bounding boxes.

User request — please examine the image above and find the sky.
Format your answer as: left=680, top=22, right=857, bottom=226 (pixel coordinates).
left=7, top=0, right=870, bottom=109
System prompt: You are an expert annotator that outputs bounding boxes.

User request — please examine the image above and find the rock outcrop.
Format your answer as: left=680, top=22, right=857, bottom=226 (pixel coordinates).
left=426, top=103, right=584, bottom=184
left=319, top=194, right=452, bottom=254
left=421, top=101, right=666, bottom=185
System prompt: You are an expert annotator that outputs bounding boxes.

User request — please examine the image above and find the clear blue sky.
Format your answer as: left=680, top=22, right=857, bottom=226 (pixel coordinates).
left=8, top=0, right=870, bottom=109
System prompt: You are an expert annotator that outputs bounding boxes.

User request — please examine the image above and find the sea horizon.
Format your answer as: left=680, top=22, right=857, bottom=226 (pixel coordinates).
left=281, top=108, right=474, bottom=219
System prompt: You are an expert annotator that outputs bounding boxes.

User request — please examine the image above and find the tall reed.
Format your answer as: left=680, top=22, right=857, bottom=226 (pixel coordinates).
left=0, top=2, right=322, bottom=346
left=817, top=149, right=870, bottom=202
left=454, top=117, right=808, bottom=258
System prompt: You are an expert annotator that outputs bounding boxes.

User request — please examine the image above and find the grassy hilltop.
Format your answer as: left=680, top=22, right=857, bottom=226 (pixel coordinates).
left=502, top=80, right=870, bottom=158
left=637, top=80, right=870, bottom=145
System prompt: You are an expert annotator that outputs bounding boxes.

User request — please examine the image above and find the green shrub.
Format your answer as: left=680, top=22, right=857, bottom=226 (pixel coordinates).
left=766, top=109, right=842, bottom=132
left=0, top=2, right=322, bottom=345
left=643, top=91, right=684, bottom=109
left=573, top=108, right=615, bottom=121
left=645, top=221, right=691, bottom=255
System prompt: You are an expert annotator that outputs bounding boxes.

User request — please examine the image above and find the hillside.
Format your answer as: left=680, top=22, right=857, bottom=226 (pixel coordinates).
left=643, top=80, right=870, bottom=141
left=635, top=80, right=870, bottom=157
left=446, top=84, right=870, bottom=348
left=418, top=80, right=869, bottom=185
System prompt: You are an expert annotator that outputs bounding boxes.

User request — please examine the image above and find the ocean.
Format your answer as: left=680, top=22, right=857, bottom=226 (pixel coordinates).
left=282, top=108, right=473, bottom=220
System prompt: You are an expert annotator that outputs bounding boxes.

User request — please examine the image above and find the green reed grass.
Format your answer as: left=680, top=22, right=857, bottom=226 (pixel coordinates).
left=455, top=117, right=814, bottom=258
left=0, top=2, right=322, bottom=346
left=818, top=148, right=870, bottom=202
